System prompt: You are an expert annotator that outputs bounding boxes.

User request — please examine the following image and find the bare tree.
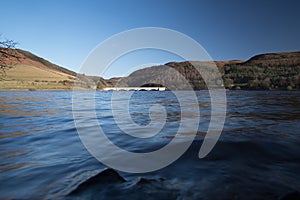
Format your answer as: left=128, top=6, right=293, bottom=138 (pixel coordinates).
left=0, top=36, right=21, bottom=79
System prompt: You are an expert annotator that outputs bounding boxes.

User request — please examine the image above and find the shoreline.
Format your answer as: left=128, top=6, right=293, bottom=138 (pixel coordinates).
left=0, top=88, right=299, bottom=92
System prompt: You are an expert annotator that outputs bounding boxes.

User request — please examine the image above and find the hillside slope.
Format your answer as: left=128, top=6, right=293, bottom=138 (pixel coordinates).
left=117, top=51, right=300, bottom=90
left=0, top=48, right=112, bottom=90
left=223, top=51, right=300, bottom=90
left=1, top=48, right=299, bottom=90
left=16, top=49, right=77, bottom=77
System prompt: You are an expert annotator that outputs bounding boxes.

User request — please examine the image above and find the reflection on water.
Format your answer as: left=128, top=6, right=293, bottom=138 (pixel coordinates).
left=0, top=90, right=300, bottom=199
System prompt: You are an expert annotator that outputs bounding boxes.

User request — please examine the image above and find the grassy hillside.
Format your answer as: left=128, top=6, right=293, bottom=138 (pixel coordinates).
left=0, top=64, right=76, bottom=90
left=1, top=48, right=299, bottom=90
left=16, top=49, right=77, bottom=77
left=0, top=48, right=112, bottom=90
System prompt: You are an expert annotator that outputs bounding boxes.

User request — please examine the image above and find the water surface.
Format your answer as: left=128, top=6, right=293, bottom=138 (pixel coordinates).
left=0, top=91, right=299, bottom=199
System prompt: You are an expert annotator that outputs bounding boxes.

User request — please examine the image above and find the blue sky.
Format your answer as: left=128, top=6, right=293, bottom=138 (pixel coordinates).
left=1, top=0, right=300, bottom=78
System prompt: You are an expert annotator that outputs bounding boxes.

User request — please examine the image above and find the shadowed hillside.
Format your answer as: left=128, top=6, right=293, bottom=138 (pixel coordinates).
left=116, top=51, right=300, bottom=90
left=1, top=48, right=299, bottom=90
left=223, top=51, right=300, bottom=90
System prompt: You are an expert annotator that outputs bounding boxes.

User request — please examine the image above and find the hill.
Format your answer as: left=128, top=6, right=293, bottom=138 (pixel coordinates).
left=223, top=51, right=300, bottom=90
left=0, top=48, right=112, bottom=90
left=117, top=51, right=300, bottom=90
left=1, top=48, right=299, bottom=90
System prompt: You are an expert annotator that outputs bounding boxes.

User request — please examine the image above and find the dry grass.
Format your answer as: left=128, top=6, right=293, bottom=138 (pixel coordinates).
left=0, top=64, right=77, bottom=90
left=4, top=64, right=74, bottom=81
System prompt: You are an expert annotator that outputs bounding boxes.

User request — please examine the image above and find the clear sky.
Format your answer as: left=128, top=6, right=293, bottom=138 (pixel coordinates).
left=1, top=0, right=300, bottom=78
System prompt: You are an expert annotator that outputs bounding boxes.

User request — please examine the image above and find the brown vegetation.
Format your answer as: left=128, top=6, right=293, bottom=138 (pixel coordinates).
left=0, top=48, right=112, bottom=90
left=1, top=48, right=299, bottom=90
left=118, top=51, right=300, bottom=90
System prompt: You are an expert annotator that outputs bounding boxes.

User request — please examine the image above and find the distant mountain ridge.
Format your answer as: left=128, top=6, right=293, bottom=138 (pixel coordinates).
left=245, top=51, right=300, bottom=64
left=118, top=51, right=300, bottom=90
left=0, top=48, right=299, bottom=90
left=222, top=51, right=300, bottom=90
